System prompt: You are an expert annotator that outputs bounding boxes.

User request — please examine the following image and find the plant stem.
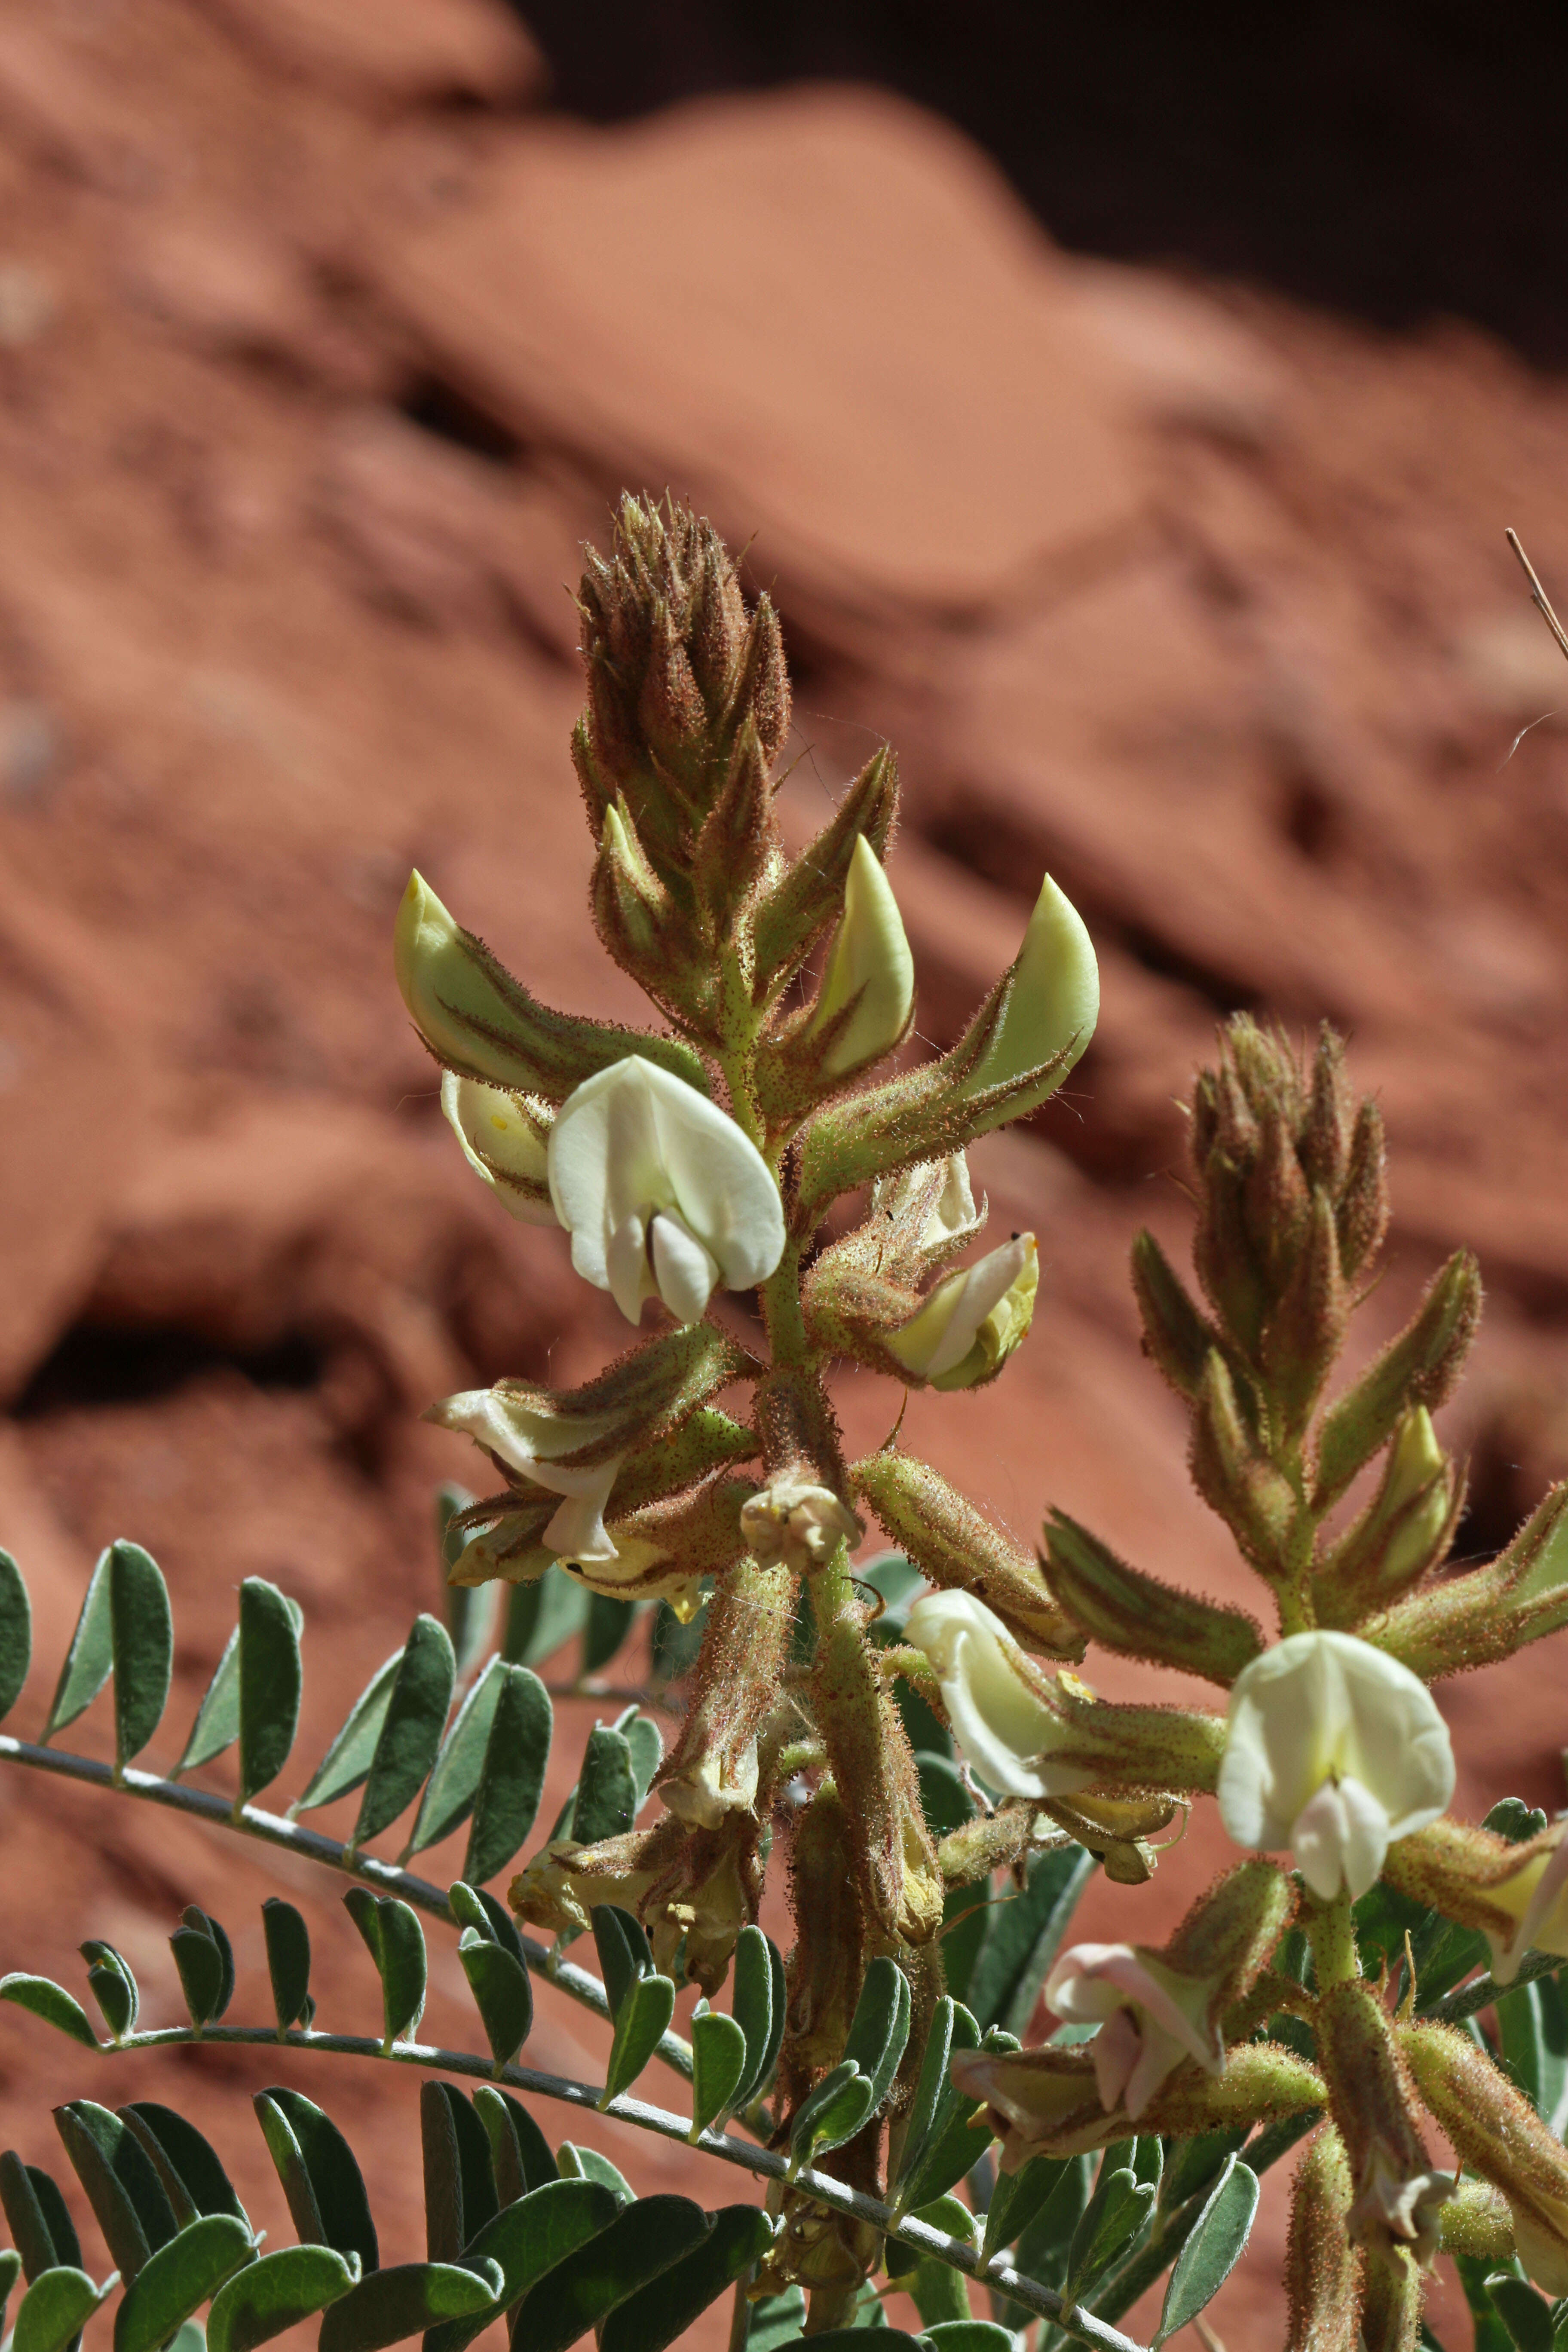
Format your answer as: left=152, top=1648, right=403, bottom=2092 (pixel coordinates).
left=0, top=1730, right=695, bottom=2082
left=87, top=2024, right=1151, bottom=2352
left=1305, top=1889, right=1359, bottom=1988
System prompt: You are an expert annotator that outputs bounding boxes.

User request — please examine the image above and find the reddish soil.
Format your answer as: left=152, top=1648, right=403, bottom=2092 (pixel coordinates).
left=2, top=5, right=1568, bottom=2344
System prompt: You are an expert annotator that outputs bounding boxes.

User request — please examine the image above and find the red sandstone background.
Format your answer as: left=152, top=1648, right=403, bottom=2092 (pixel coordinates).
left=2, top=4, right=1568, bottom=2343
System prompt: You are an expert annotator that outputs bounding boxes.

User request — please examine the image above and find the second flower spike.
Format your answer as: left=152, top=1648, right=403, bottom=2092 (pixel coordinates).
left=548, top=1056, right=785, bottom=1325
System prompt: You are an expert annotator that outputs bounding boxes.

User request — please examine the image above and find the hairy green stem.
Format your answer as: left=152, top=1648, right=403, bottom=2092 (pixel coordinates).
left=88, top=2024, right=1149, bottom=2352
left=1305, top=1890, right=1359, bottom=1988
left=0, top=1731, right=694, bottom=2082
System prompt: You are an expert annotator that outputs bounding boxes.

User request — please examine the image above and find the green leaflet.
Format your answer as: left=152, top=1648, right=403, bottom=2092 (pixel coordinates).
left=922, top=2327, right=1016, bottom=2352
left=176, top=1626, right=239, bottom=1777
left=0, top=1973, right=99, bottom=2049
left=168, top=1908, right=235, bottom=2031
left=41, top=1547, right=116, bottom=1746
left=619, top=1710, right=663, bottom=1811
left=964, top=1845, right=1095, bottom=2039
left=506, top=2195, right=711, bottom=2352
left=119, top=2106, right=247, bottom=2228
left=252, top=2088, right=378, bottom=2275
left=354, top=1614, right=456, bottom=1847
left=745, top=2287, right=806, bottom=2349
left=571, top=1723, right=637, bottom=1844
left=556, top=2146, right=634, bottom=2204
left=463, top=1664, right=552, bottom=1886
left=0, top=2249, right=17, bottom=2339
left=897, top=2021, right=1008, bottom=2214
left=111, top=2212, right=256, bottom=2352
left=406, top=1655, right=509, bottom=1857
left=1154, top=2154, right=1259, bottom=2345
left=53, top=2101, right=178, bottom=2282
left=598, top=2205, right=774, bottom=2352
left=602, top=1974, right=679, bottom=2107
left=292, top=1647, right=404, bottom=1814
left=424, top=2179, right=619, bottom=2352
left=107, top=1544, right=172, bottom=1771
left=12, top=2266, right=116, bottom=2352
left=81, top=1941, right=138, bottom=2040
left=316, top=2259, right=504, bottom=2352
left=342, top=1890, right=427, bottom=2048
left=419, top=2083, right=498, bottom=2264
left=727, top=1926, right=777, bottom=2116
left=582, top=1593, right=637, bottom=1675
left=892, top=1997, right=965, bottom=2204
left=457, top=1930, right=534, bottom=2071
left=1485, top=2274, right=1556, bottom=2352
left=0, top=1547, right=31, bottom=1723
left=842, top=1956, right=912, bottom=2114
left=237, top=1580, right=303, bottom=1801
left=787, top=2062, right=874, bottom=2171
left=593, top=1906, right=655, bottom=2022
left=260, top=1900, right=311, bottom=2035
left=503, top=1569, right=588, bottom=1672
left=689, top=2011, right=749, bottom=2138
left=206, top=2244, right=361, bottom=2352
left=0, top=2152, right=83, bottom=2278
left=471, top=2087, right=557, bottom=2206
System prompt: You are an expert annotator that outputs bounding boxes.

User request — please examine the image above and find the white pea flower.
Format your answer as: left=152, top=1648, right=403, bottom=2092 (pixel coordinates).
left=1217, top=1629, right=1455, bottom=1900
left=904, top=1588, right=1093, bottom=1799
left=886, top=1234, right=1038, bottom=1390
left=1044, top=1943, right=1223, bottom=2120
left=1478, top=1837, right=1568, bottom=1987
left=739, top=1474, right=864, bottom=1573
left=804, top=834, right=915, bottom=1078
left=441, top=1072, right=558, bottom=1225
left=548, top=1057, right=785, bottom=1326
left=426, top=1387, right=625, bottom=1563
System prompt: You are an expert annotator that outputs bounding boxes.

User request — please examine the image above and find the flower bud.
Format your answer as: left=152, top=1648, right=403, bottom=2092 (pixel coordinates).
left=1314, top=1406, right=1457, bottom=1628
left=904, top=1588, right=1225, bottom=1798
left=750, top=746, right=898, bottom=1008
left=1284, top=2127, right=1360, bottom=2352
left=548, top=1057, right=785, bottom=1325
left=1359, top=1482, right=1568, bottom=1681
left=1044, top=1860, right=1289, bottom=2119
left=656, top=1556, right=796, bottom=1828
left=1402, top=2019, right=1568, bottom=2297
left=1317, top=1981, right=1452, bottom=2269
left=851, top=1448, right=1082, bottom=1656
left=590, top=801, right=710, bottom=1023
left=1189, top=1350, right=1297, bottom=1575
left=1216, top=1630, right=1455, bottom=1899
left=440, top=1072, right=557, bottom=1224
left=799, top=835, right=914, bottom=1079
left=1313, top=1249, right=1482, bottom=1510
left=883, top=1234, right=1038, bottom=1391
left=962, top=874, right=1099, bottom=1101
left=1382, top=1814, right=1568, bottom=1987
left=1042, top=1508, right=1264, bottom=1687
left=393, top=869, right=708, bottom=1099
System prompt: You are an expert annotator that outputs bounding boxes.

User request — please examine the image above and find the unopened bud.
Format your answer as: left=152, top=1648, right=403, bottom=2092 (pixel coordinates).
left=1130, top=1227, right=1221, bottom=1401
left=1317, top=1981, right=1452, bottom=2270
left=1403, top=2019, right=1568, bottom=2298
left=1284, top=2126, right=1359, bottom=2352
left=750, top=747, right=898, bottom=1006
left=1043, top=1508, right=1264, bottom=1686
left=1314, top=1250, right=1482, bottom=1509
left=800, top=835, right=915, bottom=1079
left=962, top=873, right=1099, bottom=1104
left=656, top=1556, right=796, bottom=1827
left=1360, top=1483, right=1568, bottom=1681
left=441, top=1072, right=557, bottom=1225
left=1314, top=1407, right=1456, bottom=1628
left=815, top=1586, right=943, bottom=1945
left=884, top=1235, right=1037, bottom=1391
left=852, top=1447, right=1082, bottom=1656
left=1383, top=1814, right=1568, bottom=1987
left=1190, top=1351, right=1297, bottom=1575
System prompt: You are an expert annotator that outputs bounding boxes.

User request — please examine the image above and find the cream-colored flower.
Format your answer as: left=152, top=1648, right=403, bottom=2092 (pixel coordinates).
left=1478, top=1837, right=1568, bottom=1986
left=1348, top=2142, right=1454, bottom=2270
left=425, top=1387, right=625, bottom=1563
left=886, top=1234, right=1038, bottom=1390
left=738, top=1476, right=863, bottom=1574
left=966, top=874, right=1099, bottom=1097
left=1045, top=1943, right=1222, bottom=2119
left=804, top=834, right=915, bottom=1078
left=441, top=1071, right=557, bottom=1224
left=548, top=1056, right=785, bottom=1325
left=1217, top=1630, right=1454, bottom=1899
left=904, top=1588, right=1093, bottom=1799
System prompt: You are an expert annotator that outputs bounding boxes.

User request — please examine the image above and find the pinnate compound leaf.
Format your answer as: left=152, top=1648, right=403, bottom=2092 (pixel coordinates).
left=120, top=2106, right=247, bottom=2229
left=43, top=1550, right=115, bottom=1743
left=252, top=2089, right=378, bottom=2275
left=964, top=1846, right=1094, bottom=2040
left=471, top=2087, right=556, bottom=2205
left=343, top=1889, right=427, bottom=2047
left=293, top=1647, right=403, bottom=1814
left=1, top=1974, right=100, bottom=2048
left=13, top=2267, right=116, bottom=2352
left=54, top=2101, right=177, bottom=2281
left=419, top=2084, right=497, bottom=2266
left=353, top=1616, right=454, bottom=1848
left=112, top=2212, right=256, bottom=2352
left=506, top=2196, right=710, bottom=2352
left=462, top=1664, right=551, bottom=1885
left=425, top=2180, right=619, bottom=2352
left=237, top=1580, right=303, bottom=1802
left=107, top=1543, right=172, bottom=1770
left=1154, top=2154, right=1259, bottom=2345
left=602, top=1973, right=678, bottom=2106
left=260, top=1899, right=311, bottom=2034
left=318, top=2259, right=503, bottom=2352
left=0, top=1547, right=32, bottom=1723
left=207, top=2244, right=361, bottom=2352
left=458, top=1931, right=534, bottom=2071
left=570, top=1724, right=636, bottom=1845
left=599, top=2204, right=774, bottom=2352
left=689, top=2011, right=749, bottom=2138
